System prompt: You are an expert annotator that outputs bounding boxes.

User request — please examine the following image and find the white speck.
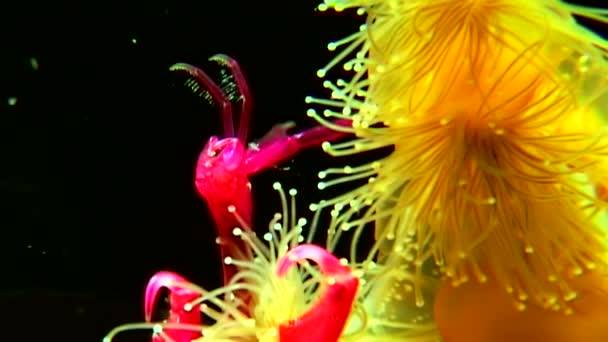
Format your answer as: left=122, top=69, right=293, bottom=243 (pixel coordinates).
left=131, top=38, right=137, bottom=44
left=30, top=58, right=39, bottom=70
left=8, top=97, right=17, bottom=106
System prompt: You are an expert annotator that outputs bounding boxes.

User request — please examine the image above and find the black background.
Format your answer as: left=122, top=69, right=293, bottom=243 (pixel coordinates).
left=1, top=1, right=606, bottom=342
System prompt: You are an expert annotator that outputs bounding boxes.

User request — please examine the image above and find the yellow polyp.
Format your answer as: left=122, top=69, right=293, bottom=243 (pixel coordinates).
left=339, top=247, right=442, bottom=341
left=434, top=271, right=608, bottom=342
left=312, top=0, right=608, bottom=318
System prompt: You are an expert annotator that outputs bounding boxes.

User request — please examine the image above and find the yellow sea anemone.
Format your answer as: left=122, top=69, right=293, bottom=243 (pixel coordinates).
left=308, top=0, right=608, bottom=316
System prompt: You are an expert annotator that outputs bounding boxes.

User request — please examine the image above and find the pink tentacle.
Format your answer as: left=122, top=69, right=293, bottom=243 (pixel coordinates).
left=209, top=54, right=252, bottom=142
left=170, top=63, right=235, bottom=138
left=276, top=244, right=359, bottom=342
left=245, top=119, right=352, bottom=174
left=291, top=118, right=352, bottom=150
left=145, top=271, right=202, bottom=342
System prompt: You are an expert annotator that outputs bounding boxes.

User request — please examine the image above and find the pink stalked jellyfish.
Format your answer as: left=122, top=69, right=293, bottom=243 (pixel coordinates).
left=104, top=184, right=360, bottom=342
left=170, top=54, right=350, bottom=285
left=105, top=54, right=353, bottom=342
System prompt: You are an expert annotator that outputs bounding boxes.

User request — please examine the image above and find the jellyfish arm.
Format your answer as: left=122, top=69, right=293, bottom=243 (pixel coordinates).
left=276, top=244, right=359, bottom=342
left=144, top=271, right=203, bottom=342
left=244, top=118, right=351, bottom=174
left=197, top=119, right=352, bottom=287
left=175, top=56, right=352, bottom=286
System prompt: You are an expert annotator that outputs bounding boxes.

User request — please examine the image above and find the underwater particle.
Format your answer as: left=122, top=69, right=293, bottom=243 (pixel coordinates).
left=29, top=57, right=38, bottom=70
left=131, top=38, right=137, bottom=44
left=8, top=97, right=17, bottom=106
left=75, top=306, right=85, bottom=317
left=309, top=0, right=608, bottom=319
